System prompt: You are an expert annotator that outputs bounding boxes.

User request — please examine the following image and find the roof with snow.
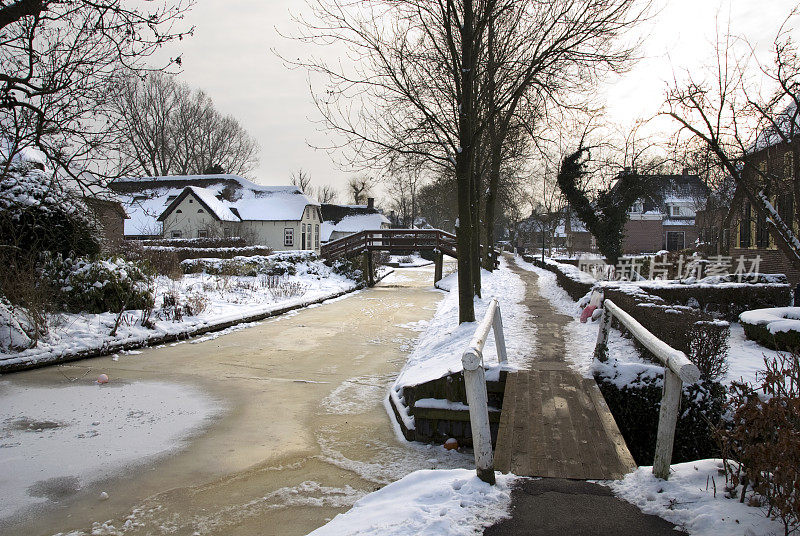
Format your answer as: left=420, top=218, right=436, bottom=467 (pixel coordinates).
left=320, top=212, right=390, bottom=242
left=111, top=174, right=320, bottom=236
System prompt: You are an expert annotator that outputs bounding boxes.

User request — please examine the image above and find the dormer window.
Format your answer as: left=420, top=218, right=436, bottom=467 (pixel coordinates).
left=671, top=206, right=680, bottom=217
left=176, top=209, right=182, bottom=214
left=198, top=209, right=205, bottom=214
left=167, top=195, right=177, bottom=203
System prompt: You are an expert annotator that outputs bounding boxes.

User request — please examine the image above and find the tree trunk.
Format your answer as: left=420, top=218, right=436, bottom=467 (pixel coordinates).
left=455, top=0, right=476, bottom=324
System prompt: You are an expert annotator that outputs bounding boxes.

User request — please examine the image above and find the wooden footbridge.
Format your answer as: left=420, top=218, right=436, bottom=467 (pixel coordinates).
left=320, top=228, right=497, bottom=284
left=458, top=259, right=700, bottom=484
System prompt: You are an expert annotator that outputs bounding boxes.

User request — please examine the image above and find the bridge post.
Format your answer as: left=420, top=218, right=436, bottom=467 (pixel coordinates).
left=365, top=251, right=375, bottom=286
left=434, top=249, right=443, bottom=283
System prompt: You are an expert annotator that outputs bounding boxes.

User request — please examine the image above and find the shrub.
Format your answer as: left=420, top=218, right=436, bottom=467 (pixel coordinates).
left=181, top=252, right=315, bottom=277
left=0, top=166, right=99, bottom=257
left=327, top=256, right=365, bottom=282
left=604, top=287, right=731, bottom=381
left=45, top=256, right=155, bottom=314
left=594, top=362, right=727, bottom=465
left=718, top=353, right=800, bottom=535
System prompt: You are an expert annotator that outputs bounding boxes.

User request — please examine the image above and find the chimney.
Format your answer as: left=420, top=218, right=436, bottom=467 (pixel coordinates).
left=367, top=197, right=374, bottom=210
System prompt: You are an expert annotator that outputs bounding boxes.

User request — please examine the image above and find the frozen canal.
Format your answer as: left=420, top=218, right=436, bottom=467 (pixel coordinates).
left=0, top=265, right=469, bottom=536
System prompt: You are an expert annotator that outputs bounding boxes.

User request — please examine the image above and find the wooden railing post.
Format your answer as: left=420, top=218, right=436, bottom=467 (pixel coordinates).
left=492, top=304, right=507, bottom=364
left=653, top=368, right=682, bottom=480
left=462, top=349, right=496, bottom=484
left=594, top=307, right=611, bottom=362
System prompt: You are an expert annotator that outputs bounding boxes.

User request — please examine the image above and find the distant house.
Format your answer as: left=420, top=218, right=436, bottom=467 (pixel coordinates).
left=110, top=174, right=322, bottom=252
left=320, top=198, right=390, bottom=243
left=516, top=207, right=596, bottom=255
left=622, top=171, right=708, bottom=253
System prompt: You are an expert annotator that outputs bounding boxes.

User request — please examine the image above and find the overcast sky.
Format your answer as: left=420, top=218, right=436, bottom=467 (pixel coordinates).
left=158, top=0, right=798, bottom=198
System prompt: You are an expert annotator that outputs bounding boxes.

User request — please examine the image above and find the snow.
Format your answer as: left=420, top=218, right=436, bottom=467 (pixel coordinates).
left=184, top=186, right=239, bottom=221
left=391, top=257, right=530, bottom=391
left=513, top=256, right=600, bottom=377
left=725, top=323, right=780, bottom=386
left=389, top=254, right=433, bottom=267
left=0, top=380, right=219, bottom=521
left=739, top=307, right=800, bottom=333
left=0, top=257, right=359, bottom=370
left=116, top=176, right=319, bottom=236
left=308, top=469, right=517, bottom=536
left=608, top=460, right=785, bottom=536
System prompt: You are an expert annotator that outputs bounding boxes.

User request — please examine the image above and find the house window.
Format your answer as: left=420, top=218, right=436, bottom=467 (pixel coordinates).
left=171, top=230, right=182, bottom=238
left=671, top=205, right=680, bottom=217
left=284, top=228, right=294, bottom=246
left=315, top=224, right=320, bottom=248
left=197, top=229, right=209, bottom=238
left=176, top=209, right=182, bottom=214
left=189, top=199, right=194, bottom=203
left=740, top=202, right=752, bottom=248
left=778, top=193, right=794, bottom=229
left=756, top=209, right=770, bottom=248
left=666, top=231, right=685, bottom=251
left=198, top=209, right=204, bottom=214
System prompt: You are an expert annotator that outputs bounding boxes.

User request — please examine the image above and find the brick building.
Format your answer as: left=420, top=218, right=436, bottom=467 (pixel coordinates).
left=622, top=171, right=708, bottom=254
left=727, top=133, right=800, bottom=286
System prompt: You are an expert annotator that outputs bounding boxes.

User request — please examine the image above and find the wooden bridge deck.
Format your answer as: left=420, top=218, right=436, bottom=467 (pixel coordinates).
left=494, top=363, right=635, bottom=480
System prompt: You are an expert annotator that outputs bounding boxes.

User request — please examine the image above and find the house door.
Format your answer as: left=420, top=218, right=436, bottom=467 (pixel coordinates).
left=666, top=231, right=685, bottom=251
left=302, top=224, right=307, bottom=249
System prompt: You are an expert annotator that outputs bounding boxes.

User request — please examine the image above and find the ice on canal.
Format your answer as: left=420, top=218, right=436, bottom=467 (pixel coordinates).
left=0, top=380, right=220, bottom=521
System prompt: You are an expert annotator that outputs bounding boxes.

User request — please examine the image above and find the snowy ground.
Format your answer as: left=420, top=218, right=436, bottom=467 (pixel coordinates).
left=609, top=460, right=786, bottom=536
left=388, top=254, right=433, bottom=267
left=0, top=380, right=220, bottom=522
left=308, top=469, right=518, bottom=536
left=0, top=262, right=361, bottom=371
left=387, top=257, right=531, bottom=434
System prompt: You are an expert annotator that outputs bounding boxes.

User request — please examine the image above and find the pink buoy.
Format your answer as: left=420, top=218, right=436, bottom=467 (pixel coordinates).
left=97, top=374, right=109, bottom=384
left=580, top=305, right=596, bottom=323
left=444, top=438, right=459, bottom=450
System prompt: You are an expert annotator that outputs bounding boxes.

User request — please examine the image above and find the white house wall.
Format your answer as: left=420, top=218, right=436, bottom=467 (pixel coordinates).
left=162, top=194, right=321, bottom=252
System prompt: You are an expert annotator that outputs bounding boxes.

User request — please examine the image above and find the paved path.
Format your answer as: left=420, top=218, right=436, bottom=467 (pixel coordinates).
left=494, top=259, right=635, bottom=480
left=485, top=258, right=681, bottom=534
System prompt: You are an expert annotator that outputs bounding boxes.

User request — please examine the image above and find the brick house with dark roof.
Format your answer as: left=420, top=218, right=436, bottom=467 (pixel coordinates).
left=621, top=171, right=708, bottom=254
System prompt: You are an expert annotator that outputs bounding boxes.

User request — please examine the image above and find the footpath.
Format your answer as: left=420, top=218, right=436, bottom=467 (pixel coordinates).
left=483, top=260, right=682, bottom=535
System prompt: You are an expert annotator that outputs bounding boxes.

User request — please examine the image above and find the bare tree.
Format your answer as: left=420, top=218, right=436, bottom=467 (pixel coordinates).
left=115, top=73, right=260, bottom=178
left=0, top=1, right=194, bottom=190
left=316, top=184, right=339, bottom=203
left=291, top=169, right=314, bottom=195
left=289, top=0, right=649, bottom=322
left=348, top=175, right=374, bottom=205
left=665, top=9, right=800, bottom=271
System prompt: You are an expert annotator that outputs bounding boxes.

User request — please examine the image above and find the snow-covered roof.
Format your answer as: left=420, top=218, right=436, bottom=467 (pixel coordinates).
left=183, top=186, right=239, bottom=221
left=321, top=213, right=390, bottom=242
left=750, top=102, right=800, bottom=153
left=113, top=175, right=320, bottom=235
left=662, top=218, right=695, bottom=227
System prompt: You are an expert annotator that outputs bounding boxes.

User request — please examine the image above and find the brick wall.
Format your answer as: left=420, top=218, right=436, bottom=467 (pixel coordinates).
left=730, top=246, right=800, bottom=288
left=623, top=219, right=663, bottom=253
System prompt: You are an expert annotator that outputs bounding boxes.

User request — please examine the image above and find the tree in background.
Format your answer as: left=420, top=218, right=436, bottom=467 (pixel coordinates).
left=556, top=144, right=652, bottom=265
left=115, top=73, right=260, bottom=178
left=0, top=0, right=194, bottom=189
left=292, top=0, right=648, bottom=322
left=665, top=9, right=800, bottom=272
left=290, top=169, right=313, bottom=193
left=347, top=175, right=374, bottom=205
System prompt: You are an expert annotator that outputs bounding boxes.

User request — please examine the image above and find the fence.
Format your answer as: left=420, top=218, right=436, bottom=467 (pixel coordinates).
left=594, top=298, right=701, bottom=479
left=461, top=298, right=508, bottom=484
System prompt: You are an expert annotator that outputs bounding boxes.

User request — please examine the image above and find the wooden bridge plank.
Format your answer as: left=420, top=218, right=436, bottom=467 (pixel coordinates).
left=495, top=369, right=635, bottom=481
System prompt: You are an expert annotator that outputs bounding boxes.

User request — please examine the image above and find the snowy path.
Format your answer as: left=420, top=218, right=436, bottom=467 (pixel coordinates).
left=1, top=264, right=471, bottom=536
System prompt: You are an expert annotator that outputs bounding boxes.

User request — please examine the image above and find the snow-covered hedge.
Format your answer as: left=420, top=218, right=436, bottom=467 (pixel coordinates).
left=142, top=244, right=275, bottom=261
left=603, top=286, right=730, bottom=381
left=594, top=354, right=727, bottom=466
left=0, top=165, right=98, bottom=256
left=44, top=255, right=154, bottom=313
left=525, top=255, right=595, bottom=300
left=181, top=251, right=317, bottom=276
left=739, top=307, right=800, bottom=350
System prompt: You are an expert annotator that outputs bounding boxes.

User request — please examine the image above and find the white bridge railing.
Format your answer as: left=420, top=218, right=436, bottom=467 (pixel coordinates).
left=594, top=299, right=701, bottom=480
left=462, top=298, right=508, bottom=485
